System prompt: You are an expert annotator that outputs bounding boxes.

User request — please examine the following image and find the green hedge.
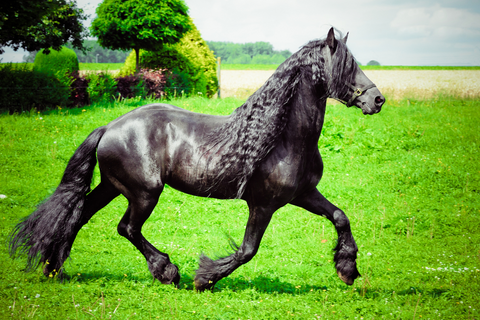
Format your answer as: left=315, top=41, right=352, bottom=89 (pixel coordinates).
left=0, top=64, right=71, bottom=112
left=33, top=46, right=80, bottom=76
left=120, top=19, right=218, bottom=98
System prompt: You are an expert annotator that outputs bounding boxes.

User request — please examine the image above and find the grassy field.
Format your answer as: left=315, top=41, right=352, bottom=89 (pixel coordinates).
left=0, top=95, right=479, bottom=319
left=79, top=63, right=124, bottom=71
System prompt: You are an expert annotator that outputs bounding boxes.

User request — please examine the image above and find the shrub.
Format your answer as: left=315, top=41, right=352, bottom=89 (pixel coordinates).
left=115, top=75, right=146, bottom=99
left=164, top=68, right=192, bottom=98
left=367, top=60, right=381, bottom=66
left=33, top=46, right=80, bottom=76
left=70, top=73, right=89, bottom=106
left=0, top=64, right=72, bottom=112
left=136, top=69, right=167, bottom=99
left=119, top=19, right=218, bottom=97
left=85, top=72, right=117, bottom=103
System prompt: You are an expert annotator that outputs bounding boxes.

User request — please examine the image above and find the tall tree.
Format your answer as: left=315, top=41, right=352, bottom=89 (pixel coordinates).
left=90, top=0, right=191, bottom=71
left=0, top=0, right=88, bottom=55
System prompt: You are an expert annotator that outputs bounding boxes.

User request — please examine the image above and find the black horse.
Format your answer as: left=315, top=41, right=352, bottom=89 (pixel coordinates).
left=10, top=28, right=384, bottom=291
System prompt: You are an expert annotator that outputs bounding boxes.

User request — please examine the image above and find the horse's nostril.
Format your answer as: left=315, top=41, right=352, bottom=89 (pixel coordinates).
left=375, top=96, right=384, bottom=105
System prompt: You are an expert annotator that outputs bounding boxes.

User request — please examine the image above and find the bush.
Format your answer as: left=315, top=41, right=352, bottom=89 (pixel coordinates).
left=70, top=73, right=89, bottom=107
left=85, top=72, right=117, bottom=103
left=33, top=46, right=80, bottom=76
left=136, top=69, right=167, bottom=99
left=164, top=68, right=192, bottom=98
left=115, top=75, right=146, bottom=100
left=367, top=60, right=381, bottom=66
left=119, top=19, right=218, bottom=97
left=0, top=64, right=72, bottom=112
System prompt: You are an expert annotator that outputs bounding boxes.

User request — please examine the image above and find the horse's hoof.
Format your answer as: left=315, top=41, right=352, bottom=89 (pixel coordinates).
left=159, top=263, right=180, bottom=286
left=337, top=271, right=354, bottom=285
left=194, top=276, right=214, bottom=292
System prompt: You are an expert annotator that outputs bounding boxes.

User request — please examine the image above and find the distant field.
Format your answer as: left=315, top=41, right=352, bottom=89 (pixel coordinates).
left=79, top=63, right=123, bottom=71
left=222, top=64, right=480, bottom=71
left=220, top=69, right=480, bottom=100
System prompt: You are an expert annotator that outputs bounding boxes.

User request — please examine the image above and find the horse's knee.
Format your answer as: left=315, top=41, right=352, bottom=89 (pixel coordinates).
left=333, top=210, right=350, bottom=230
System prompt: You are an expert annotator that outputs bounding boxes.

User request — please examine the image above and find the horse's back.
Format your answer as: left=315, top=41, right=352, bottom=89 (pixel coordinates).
left=96, top=103, right=232, bottom=197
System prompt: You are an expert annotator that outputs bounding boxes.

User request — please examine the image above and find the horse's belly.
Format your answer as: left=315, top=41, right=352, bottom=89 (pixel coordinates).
left=166, top=150, right=238, bottom=199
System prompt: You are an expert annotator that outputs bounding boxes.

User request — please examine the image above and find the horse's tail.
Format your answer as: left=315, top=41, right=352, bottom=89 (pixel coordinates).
left=9, top=126, right=108, bottom=277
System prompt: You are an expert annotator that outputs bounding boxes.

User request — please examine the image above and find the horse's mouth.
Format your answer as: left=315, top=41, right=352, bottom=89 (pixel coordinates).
left=358, top=102, right=381, bottom=115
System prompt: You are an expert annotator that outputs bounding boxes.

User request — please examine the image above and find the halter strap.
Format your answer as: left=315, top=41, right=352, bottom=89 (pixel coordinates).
left=345, top=83, right=377, bottom=107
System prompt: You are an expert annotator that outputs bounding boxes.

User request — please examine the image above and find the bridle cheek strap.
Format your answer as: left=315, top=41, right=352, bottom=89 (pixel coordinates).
left=345, top=83, right=377, bottom=107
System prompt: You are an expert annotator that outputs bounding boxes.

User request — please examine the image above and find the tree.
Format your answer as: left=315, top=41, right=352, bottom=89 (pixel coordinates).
left=243, top=42, right=273, bottom=58
left=66, top=40, right=130, bottom=63
left=91, top=0, right=191, bottom=71
left=206, top=41, right=292, bottom=64
left=119, top=18, right=218, bottom=97
left=0, top=0, right=88, bottom=55
left=367, top=60, right=380, bottom=66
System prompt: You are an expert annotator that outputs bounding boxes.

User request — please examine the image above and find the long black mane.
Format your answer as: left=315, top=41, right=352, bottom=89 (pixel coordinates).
left=204, top=35, right=356, bottom=198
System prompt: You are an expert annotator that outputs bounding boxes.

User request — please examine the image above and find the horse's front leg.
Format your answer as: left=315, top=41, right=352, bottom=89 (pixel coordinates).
left=291, top=188, right=360, bottom=285
left=194, top=205, right=275, bottom=291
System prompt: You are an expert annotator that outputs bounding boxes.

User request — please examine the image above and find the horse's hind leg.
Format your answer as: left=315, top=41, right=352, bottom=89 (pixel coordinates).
left=291, top=188, right=360, bottom=285
left=117, top=188, right=180, bottom=286
left=43, top=180, right=120, bottom=276
left=194, top=205, right=275, bottom=291
left=81, top=180, right=120, bottom=225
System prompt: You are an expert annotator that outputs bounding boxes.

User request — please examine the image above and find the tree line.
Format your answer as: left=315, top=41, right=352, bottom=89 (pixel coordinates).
left=207, top=41, right=292, bottom=64
left=23, top=40, right=130, bottom=63
left=23, top=40, right=293, bottom=65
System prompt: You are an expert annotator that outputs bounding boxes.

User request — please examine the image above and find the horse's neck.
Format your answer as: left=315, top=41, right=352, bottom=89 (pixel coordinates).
left=287, top=78, right=327, bottom=143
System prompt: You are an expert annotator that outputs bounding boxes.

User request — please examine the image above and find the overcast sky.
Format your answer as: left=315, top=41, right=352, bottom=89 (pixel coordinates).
left=2, top=0, right=480, bottom=65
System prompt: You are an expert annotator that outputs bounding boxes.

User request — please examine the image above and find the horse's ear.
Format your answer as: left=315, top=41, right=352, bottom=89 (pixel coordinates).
left=342, top=32, right=349, bottom=44
left=326, top=27, right=337, bottom=52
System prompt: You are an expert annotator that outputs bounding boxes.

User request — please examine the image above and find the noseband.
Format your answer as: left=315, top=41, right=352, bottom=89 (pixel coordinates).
left=343, top=83, right=377, bottom=107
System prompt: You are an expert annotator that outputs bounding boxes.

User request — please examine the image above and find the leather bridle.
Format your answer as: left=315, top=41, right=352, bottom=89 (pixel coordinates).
left=337, top=83, right=377, bottom=107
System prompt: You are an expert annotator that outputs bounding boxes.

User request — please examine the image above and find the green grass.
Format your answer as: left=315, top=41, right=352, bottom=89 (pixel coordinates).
left=0, top=63, right=34, bottom=70
left=79, top=63, right=124, bottom=71
left=0, top=95, right=479, bottom=319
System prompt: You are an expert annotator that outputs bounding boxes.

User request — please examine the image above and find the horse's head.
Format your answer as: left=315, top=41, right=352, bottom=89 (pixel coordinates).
left=320, top=28, right=385, bottom=115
